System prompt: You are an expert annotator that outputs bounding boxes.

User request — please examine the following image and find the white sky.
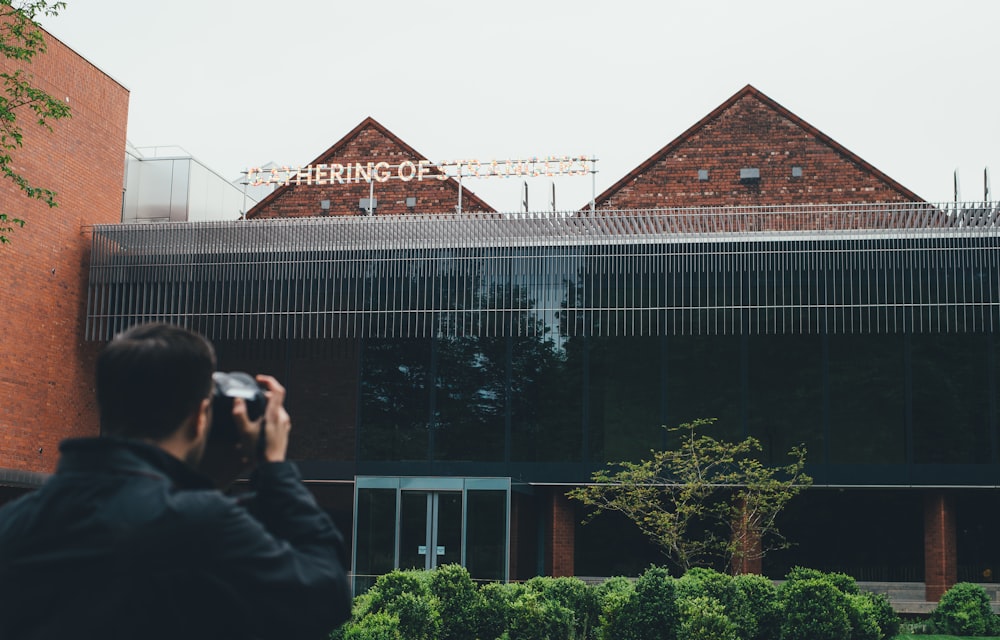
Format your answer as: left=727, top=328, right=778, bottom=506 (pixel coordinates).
left=41, top=0, right=999, bottom=212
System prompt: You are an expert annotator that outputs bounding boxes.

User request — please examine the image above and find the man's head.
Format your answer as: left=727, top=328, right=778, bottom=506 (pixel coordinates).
left=97, top=323, right=216, bottom=446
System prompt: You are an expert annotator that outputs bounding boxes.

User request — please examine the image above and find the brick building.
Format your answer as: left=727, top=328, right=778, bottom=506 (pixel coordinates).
left=0, top=23, right=129, bottom=498
left=593, top=84, right=921, bottom=209
left=41, top=81, right=1000, bottom=604
left=247, top=117, right=494, bottom=219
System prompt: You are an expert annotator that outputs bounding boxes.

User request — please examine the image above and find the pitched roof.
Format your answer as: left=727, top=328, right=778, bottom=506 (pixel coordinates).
left=247, top=116, right=495, bottom=216
left=590, top=84, right=923, bottom=207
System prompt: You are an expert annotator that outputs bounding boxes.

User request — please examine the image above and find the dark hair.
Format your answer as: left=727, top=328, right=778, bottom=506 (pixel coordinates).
left=96, top=323, right=216, bottom=441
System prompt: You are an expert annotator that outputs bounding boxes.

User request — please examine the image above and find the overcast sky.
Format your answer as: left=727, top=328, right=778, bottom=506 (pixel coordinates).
left=40, top=0, right=999, bottom=211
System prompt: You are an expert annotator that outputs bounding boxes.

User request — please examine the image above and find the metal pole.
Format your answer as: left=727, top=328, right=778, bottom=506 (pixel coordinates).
left=590, top=157, right=596, bottom=214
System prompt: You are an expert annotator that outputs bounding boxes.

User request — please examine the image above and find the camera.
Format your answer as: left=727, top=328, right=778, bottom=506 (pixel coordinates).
left=210, top=371, right=267, bottom=443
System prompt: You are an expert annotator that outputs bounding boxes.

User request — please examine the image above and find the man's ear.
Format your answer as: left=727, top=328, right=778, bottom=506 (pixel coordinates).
left=192, top=397, right=212, bottom=443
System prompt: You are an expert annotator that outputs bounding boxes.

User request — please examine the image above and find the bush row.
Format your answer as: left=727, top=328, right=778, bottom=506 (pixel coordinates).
left=925, top=581, right=1000, bottom=636
left=331, top=564, right=904, bottom=640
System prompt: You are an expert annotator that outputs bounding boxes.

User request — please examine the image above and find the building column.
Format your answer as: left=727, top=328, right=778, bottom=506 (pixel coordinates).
left=545, top=488, right=575, bottom=577
left=924, top=490, right=957, bottom=601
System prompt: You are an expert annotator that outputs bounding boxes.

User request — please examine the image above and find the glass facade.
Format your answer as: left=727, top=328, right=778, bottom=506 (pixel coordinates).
left=84, top=210, right=1000, bottom=584
left=357, top=332, right=1000, bottom=486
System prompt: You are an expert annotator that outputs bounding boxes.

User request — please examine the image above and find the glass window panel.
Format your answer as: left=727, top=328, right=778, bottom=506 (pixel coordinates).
left=216, top=340, right=358, bottom=462
left=747, top=335, right=823, bottom=465
left=435, top=492, right=463, bottom=568
left=588, top=336, right=662, bottom=462
left=956, top=491, right=1000, bottom=582
left=359, top=338, right=431, bottom=461
left=766, top=489, right=923, bottom=581
left=399, top=492, right=430, bottom=570
left=511, top=336, right=583, bottom=462
left=912, top=334, right=991, bottom=464
left=575, top=507, right=664, bottom=577
left=828, top=334, right=905, bottom=464
left=666, top=335, right=743, bottom=444
left=354, top=488, right=397, bottom=593
left=434, top=336, right=506, bottom=462
left=466, top=490, right=507, bottom=582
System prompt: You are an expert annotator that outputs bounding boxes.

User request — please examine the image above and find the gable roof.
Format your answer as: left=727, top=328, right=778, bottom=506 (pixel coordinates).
left=590, top=84, right=923, bottom=207
left=247, top=116, right=495, bottom=216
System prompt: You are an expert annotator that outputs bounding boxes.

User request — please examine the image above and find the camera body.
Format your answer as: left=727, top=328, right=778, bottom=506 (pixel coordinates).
left=210, top=371, right=266, bottom=442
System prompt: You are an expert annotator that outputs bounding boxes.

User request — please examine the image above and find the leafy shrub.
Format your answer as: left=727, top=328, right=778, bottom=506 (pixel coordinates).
left=525, top=576, right=600, bottom=639
left=931, top=581, right=998, bottom=636
left=844, top=593, right=880, bottom=640
left=733, top=573, right=781, bottom=640
left=783, top=567, right=896, bottom=640
left=851, top=592, right=900, bottom=640
left=677, top=595, right=738, bottom=640
left=382, top=591, right=441, bottom=640
left=594, top=577, right=635, bottom=640
left=604, top=566, right=680, bottom=640
left=779, top=577, right=851, bottom=640
left=479, top=582, right=525, bottom=640
left=676, top=568, right=754, bottom=640
left=429, top=564, right=484, bottom=640
left=367, top=569, right=431, bottom=609
left=363, top=569, right=440, bottom=640
left=785, top=566, right=859, bottom=595
left=506, top=590, right=575, bottom=640
left=342, top=611, right=402, bottom=640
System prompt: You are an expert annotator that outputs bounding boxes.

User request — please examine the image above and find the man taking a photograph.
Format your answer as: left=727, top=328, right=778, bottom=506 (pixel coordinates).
left=0, top=323, right=352, bottom=639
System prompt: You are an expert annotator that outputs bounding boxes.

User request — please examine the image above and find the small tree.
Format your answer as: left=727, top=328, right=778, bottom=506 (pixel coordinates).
left=1, top=0, right=71, bottom=245
left=568, top=419, right=811, bottom=573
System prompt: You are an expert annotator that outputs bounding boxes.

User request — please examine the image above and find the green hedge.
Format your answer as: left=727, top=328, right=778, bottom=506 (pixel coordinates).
left=930, top=582, right=1000, bottom=636
left=333, top=565, right=910, bottom=640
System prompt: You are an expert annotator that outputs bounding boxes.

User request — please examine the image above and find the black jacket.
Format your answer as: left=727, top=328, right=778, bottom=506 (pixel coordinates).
left=0, top=438, right=352, bottom=640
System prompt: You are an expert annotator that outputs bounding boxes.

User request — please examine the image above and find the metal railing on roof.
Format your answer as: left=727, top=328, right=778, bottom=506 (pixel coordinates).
left=85, top=202, right=1000, bottom=341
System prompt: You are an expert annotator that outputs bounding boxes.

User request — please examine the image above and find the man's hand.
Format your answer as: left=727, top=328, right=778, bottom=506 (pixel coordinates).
left=243, top=374, right=291, bottom=464
left=200, top=374, right=292, bottom=488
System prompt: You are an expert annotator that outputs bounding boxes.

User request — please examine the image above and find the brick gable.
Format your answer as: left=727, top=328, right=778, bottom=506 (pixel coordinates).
left=248, top=117, right=495, bottom=218
left=593, top=85, right=922, bottom=210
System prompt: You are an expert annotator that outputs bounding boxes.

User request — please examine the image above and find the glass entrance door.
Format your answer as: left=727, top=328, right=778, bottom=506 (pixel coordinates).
left=399, top=491, right=463, bottom=571
left=353, top=476, right=510, bottom=594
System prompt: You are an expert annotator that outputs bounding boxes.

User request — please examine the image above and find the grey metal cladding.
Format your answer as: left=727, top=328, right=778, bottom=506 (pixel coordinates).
left=85, top=202, right=1000, bottom=341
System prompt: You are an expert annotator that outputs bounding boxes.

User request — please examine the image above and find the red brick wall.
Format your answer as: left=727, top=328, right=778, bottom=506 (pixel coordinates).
left=596, top=93, right=916, bottom=211
left=0, top=25, right=129, bottom=474
left=545, top=488, right=575, bottom=577
left=249, top=120, right=494, bottom=219
left=924, top=491, right=958, bottom=601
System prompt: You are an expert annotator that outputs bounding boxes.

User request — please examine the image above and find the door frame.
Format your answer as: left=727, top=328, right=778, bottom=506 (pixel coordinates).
left=352, top=476, right=511, bottom=591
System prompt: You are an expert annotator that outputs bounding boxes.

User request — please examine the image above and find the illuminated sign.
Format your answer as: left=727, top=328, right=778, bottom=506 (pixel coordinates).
left=246, top=156, right=595, bottom=188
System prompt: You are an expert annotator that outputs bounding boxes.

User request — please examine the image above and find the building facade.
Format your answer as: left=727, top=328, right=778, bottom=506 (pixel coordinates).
left=0, top=23, right=129, bottom=498
left=82, top=86, right=1000, bottom=601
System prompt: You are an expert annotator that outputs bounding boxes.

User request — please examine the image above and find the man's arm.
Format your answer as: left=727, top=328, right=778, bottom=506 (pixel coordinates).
left=201, top=375, right=352, bottom=638
left=200, top=463, right=352, bottom=639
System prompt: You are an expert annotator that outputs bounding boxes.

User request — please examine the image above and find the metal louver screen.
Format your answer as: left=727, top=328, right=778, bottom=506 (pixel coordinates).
left=85, top=203, right=1000, bottom=341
